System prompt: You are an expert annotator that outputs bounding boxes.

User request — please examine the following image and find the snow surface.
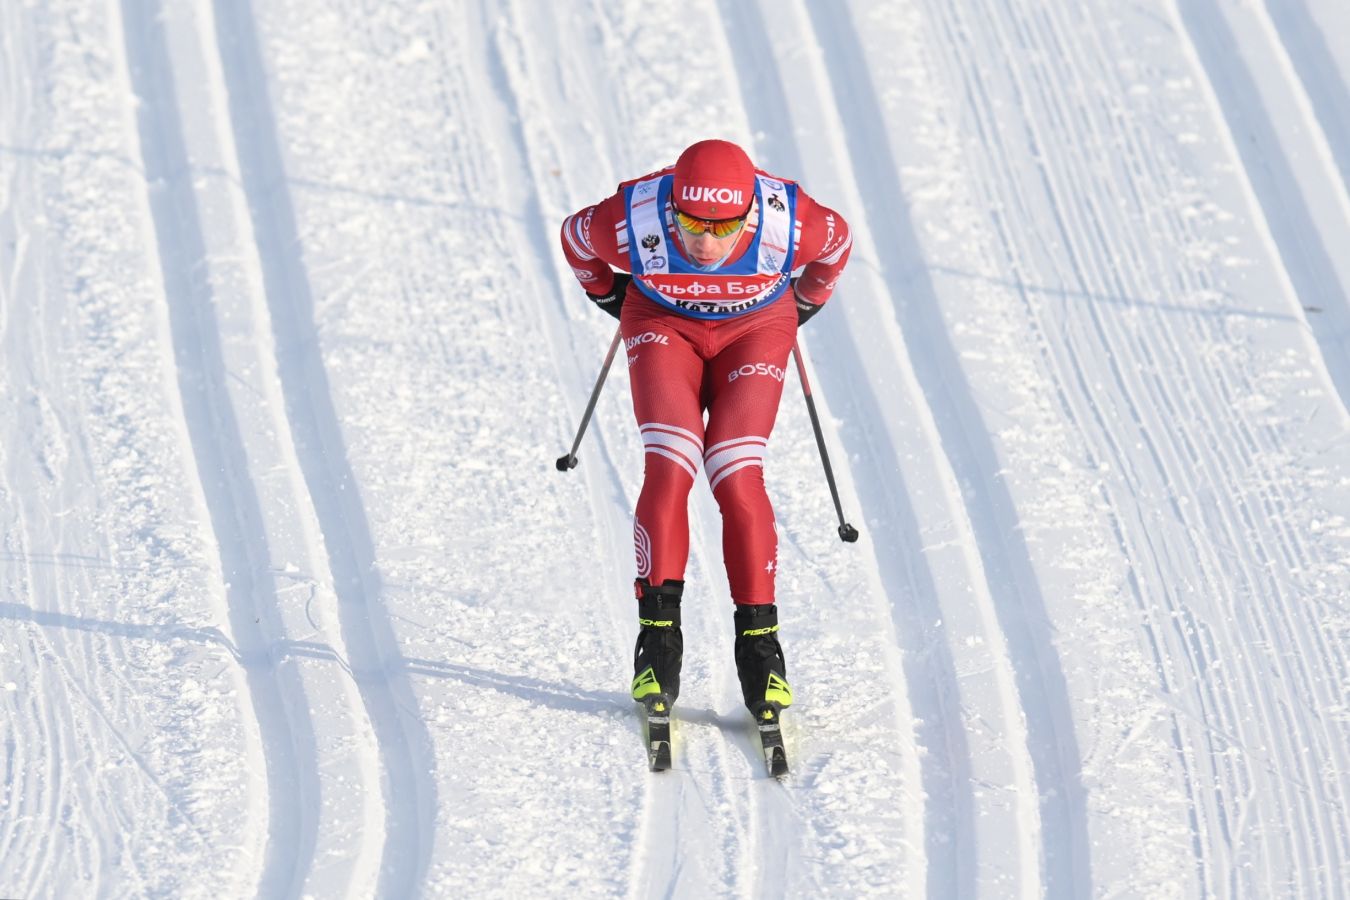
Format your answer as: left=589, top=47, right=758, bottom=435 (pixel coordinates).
left=2, top=0, right=1349, bottom=897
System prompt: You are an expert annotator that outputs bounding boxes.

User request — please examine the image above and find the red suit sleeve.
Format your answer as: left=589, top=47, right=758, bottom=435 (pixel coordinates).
left=560, top=192, right=630, bottom=296
left=791, top=190, right=852, bottom=309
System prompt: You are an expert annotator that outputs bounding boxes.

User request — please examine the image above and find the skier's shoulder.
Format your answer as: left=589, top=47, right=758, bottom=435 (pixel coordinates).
left=617, top=163, right=676, bottom=193
left=754, top=172, right=832, bottom=229
left=753, top=167, right=798, bottom=190
left=563, top=187, right=631, bottom=268
left=790, top=187, right=850, bottom=267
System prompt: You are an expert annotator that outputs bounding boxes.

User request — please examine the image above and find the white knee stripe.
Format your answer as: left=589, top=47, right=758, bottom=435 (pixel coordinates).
left=704, top=437, right=766, bottom=475
left=704, top=434, right=766, bottom=456
left=642, top=427, right=704, bottom=460
left=705, top=436, right=767, bottom=491
left=646, top=446, right=699, bottom=479
left=641, top=422, right=703, bottom=448
left=708, top=458, right=763, bottom=492
left=641, top=424, right=703, bottom=478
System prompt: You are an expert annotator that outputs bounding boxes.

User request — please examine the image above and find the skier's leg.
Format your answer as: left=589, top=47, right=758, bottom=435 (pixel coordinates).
left=702, top=301, right=796, bottom=604
left=623, top=299, right=705, bottom=703
left=703, top=301, right=797, bottom=711
left=623, top=302, right=705, bottom=589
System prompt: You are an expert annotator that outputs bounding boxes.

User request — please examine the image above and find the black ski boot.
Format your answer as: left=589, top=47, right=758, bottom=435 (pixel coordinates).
left=735, top=603, right=792, bottom=776
left=734, top=603, right=793, bottom=712
left=631, top=578, right=684, bottom=706
left=633, top=579, right=683, bottom=771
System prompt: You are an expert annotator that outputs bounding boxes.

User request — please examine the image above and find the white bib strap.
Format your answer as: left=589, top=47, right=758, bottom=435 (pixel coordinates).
left=628, top=176, right=669, bottom=276
left=752, top=176, right=792, bottom=274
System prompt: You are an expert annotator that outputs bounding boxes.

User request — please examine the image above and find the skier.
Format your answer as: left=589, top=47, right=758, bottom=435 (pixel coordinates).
left=560, top=139, right=852, bottom=745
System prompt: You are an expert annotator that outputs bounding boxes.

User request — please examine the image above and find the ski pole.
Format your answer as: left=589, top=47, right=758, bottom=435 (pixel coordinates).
left=556, top=326, right=623, bottom=471
left=791, top=339, right=860, bottom=543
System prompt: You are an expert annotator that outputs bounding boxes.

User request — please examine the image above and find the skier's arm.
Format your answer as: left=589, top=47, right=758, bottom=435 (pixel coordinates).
left=561, top=193, right=632, bottom=317
left=791, top=192, right=852, bottom=324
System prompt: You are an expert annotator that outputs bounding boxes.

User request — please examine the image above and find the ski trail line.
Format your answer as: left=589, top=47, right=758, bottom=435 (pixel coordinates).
left=477, top=2, right=663, bottom=895
left=1173, top=0, right=1350, bottom=411
left=113, top=0, right=317, bottom=892
left=6, top=5, right=259, bottom=891
left=1090, top=1, right=1350, bottom=890
left=486, top=4, right=755, bottom=892
left=0, top=11, right=50, bottom=884
left=916, top=0, right=1350, bottom=892
left=207, top=0, right=438, bottom=893
left=0, top=447, right=69, bottom=888
left=720, top=2, right=969, bottom=897
left=796, top=4, right=1055, bottom=895
left=914, top=0, right=1318, bottom=889
left=911, top=0, right=1229, bottom=889
left=1258, top=0, right=1350, bottom=198
left=927, top=0, right=1229, bottom=885
left=1259, top=0, right=1350, bottom=224
left=808, top=2, right=1097, bottom=895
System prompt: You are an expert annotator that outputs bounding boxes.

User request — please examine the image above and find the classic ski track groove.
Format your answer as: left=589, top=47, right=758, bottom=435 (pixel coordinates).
left=1174, top=0, right=1350, bottom=411
left=2, top=13, right=178, bottom=889
left=921, top=0, right=1350, bottom=893
left=207, top=0, right=439, bottom=893
left=1183, top=0, right=1350, bottom=884
left=914, top=0, right=1217, bottom=891
left=922, top=0, right=1241, bottom=893
left=0, top=516, right=97, bottom=889
left=1260, top=0, right=1350, bottom=201
left=111, top=1, right=319, bottom=893
left=3, top=313, right=164, bottom=890
left=807, top=2, right=1101, bottom=895
left=7, top=0, right=1349, bottom=895
left=939, top=0, right=1252, bottom=895
left=1, top=19, right=53, bottom=882
left=717, top=3, right=979, bottom=897
left=0, top=467, right=23, bottom=875
left=474, top=3, right=663, bottom=895
left=1253, top=0, right=1350, bottom=226
left=1017, top=7, right=1242, bottom=889
left=1125, top=2, right=1350, bottom=891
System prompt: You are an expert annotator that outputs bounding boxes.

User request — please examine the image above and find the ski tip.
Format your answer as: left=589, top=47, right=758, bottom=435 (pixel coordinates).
left=643, top=694, right=674, bottom=771
left=762, top=738, right=789, bottom=777
left=649, top=741, right=672, bottom=772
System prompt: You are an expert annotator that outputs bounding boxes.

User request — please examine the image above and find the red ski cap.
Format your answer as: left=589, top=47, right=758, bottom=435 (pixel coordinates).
left=672, top=140, right=755, bottom=219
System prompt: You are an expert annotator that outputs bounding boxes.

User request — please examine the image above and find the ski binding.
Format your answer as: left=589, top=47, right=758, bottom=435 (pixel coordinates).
left=643, top=695, right=673, bottom=772
left=754, top=703, right=789, bottom=777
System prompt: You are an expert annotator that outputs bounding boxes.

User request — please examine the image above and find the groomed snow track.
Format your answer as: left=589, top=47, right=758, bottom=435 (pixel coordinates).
left=2, top=1, right=1348, bottom=897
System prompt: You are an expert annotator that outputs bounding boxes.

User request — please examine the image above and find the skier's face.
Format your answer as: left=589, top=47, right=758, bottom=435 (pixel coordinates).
left=680, top=228, right=735, bottom=265
left=673, top=205, right=749, bottom=266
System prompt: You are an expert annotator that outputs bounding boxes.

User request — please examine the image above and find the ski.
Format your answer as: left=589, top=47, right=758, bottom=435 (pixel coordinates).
left=755, top=703, right=789, bottom=777
left=643, top=695, right=673, bottom=772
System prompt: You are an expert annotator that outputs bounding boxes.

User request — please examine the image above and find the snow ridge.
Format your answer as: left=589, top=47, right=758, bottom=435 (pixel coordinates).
left=1174, top=0, right=1350, bottom=410
left=4, top=1, right=1350, bottom=897
left=113, top=0, right=318, bottom=893
left=206, top=0, right=439, bottom=894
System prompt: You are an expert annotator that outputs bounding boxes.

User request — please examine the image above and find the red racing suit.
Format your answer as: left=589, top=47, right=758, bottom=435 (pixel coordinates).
left=560, top=165, right=851, bottom=604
